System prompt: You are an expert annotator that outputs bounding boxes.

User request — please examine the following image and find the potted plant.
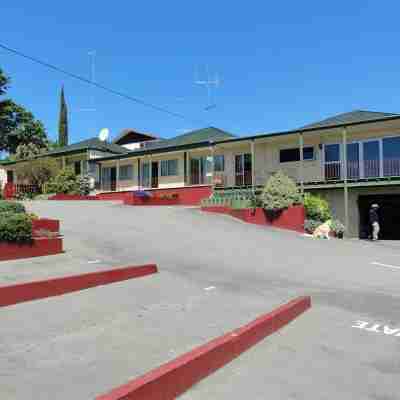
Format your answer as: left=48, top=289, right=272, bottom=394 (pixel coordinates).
left=330, top=219, right=346, bottom=239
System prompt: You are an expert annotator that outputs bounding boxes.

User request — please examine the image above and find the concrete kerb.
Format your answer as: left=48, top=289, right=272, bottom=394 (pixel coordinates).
left=0, top=264, right=158, bottom=308
left=96, top=296, right=311, bottom=400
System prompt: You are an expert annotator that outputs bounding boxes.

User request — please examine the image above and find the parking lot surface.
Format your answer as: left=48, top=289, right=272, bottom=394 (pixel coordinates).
left=1, top=201, right=399, bottom=399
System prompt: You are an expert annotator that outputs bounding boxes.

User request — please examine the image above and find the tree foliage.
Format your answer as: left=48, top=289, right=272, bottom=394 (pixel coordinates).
left=15, top=158, right=60, bottom=188
left=15, top=143, right=44, bottom=160
left=0, top=68, right=48, bottom=154
left=58, top=86, right=69, bottom=147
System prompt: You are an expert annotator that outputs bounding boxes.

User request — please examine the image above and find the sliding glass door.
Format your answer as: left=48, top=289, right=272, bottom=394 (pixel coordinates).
left=323, top=137, right=400, bottom=181
left=363, top=140, right=380, bottom=178
left=383, top=137, right=400, bottom=177
left=235, top=154, right=252, bottom=186
left=347, top=142, right=360, bottom=179
left=141, top=162, right=150, bottom=188
left=324, top=144, right=341, bottom=180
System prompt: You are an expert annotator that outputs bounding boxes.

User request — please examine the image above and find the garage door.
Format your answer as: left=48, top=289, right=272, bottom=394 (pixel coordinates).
left=358, top=195, right=400, bottom=240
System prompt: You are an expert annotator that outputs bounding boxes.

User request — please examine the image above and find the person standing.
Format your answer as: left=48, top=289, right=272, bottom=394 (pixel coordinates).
left=369, top=204, right=380, bottom=241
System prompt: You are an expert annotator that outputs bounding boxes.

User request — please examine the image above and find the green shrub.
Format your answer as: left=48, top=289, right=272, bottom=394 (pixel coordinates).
left=261, top=171, right=302, bottom=212
left=304, top=194, right=331, bottom=222
left=0, top=200, right=26, bottom=214
left=0, top=212, right=32, bottom=243
left=45, top=167, right=79, bottom=194
left=15, top=157, right=59, bottom=189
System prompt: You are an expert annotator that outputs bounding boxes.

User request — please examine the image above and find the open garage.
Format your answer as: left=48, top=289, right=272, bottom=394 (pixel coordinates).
left=359, top=194, right=400, bottom=240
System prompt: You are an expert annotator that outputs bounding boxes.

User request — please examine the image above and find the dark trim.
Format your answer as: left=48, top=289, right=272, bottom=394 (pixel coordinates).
left=218, top=114, right=400, bottom=145
left=92, top=114, right=400, bottom=164
left=95, top=141, right=216, bottom=163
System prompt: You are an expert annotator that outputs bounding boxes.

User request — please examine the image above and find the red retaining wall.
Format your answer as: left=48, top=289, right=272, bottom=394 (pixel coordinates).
left=32, top=219, right=60, bottom=236
left=0, top=264, right=158, bottom=308
left=123, top=186, right=212, bottom=206
left=96, top=191, right=132, bottom=201
left=0, top=237, right=63, bottom=262
left=49, top=194, right=99, bottom=200
left=202, top=205, right=305, bottom=233
left=96, top=296, right=311, bottom=400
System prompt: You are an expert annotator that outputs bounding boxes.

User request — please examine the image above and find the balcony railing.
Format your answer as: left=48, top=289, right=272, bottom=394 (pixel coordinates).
left=325, top=158, right=400, bottom=181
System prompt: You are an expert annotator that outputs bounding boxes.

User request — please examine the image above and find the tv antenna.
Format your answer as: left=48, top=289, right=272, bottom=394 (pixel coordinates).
left=79, top=50, right=97, bottom=113
left=195, top=65, right=220, bottom=111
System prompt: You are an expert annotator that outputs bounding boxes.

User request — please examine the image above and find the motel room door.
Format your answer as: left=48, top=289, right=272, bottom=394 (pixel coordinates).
left=7, top=170, right=14, bottom=184
left=190, top=158, right=206, bottom=185
left=151, top=162, right=159, bottom=188
left=110, top=167, right=117, bottom=191
left=235, top=154, right=252, bottom=186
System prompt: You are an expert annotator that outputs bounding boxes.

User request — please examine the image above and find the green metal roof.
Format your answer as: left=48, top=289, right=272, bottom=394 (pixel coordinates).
left=299, top=110, right=400, bottom=130
left=217, top=110, right=400, bottom=145
left=0, top=137, right=129, bottom=166
left=94, top=127, right=236, bottom=162
left=142, top=127, right=235, bottom=150
left=45, top=137, right=129, bottom=156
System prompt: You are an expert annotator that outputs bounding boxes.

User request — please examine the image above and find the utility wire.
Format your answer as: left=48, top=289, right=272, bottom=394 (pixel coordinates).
left=0, top=43, right=207, bottom=125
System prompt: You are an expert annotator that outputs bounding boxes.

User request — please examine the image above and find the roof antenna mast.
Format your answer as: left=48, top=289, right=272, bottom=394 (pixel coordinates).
left=195, top=65, right=220, bottom=111
left=78, top=50, right=97, bottom=134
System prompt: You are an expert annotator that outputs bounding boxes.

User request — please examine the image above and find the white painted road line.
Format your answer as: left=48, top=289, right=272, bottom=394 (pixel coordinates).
left=352, top=320, right=400, bottom=336
left=371, top=261, right=400, bottom=270
left=87, top=260, right=102, bottom=264
left=204, top=286, right=216, bottom=291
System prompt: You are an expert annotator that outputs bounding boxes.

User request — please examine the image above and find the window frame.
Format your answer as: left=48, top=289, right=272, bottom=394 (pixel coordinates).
left=160, top=159, right=179, bottom=177
left=119, top=164, right=133, bottom=181
left=279, top=146, right=315, bottom=163
left=213, top=154, right=225, bottom=172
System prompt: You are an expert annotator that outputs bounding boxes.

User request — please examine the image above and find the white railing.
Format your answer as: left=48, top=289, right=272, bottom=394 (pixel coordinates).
left=384, top=159, right=400, bottom=177
left=323, top=158, right=400, bottom=181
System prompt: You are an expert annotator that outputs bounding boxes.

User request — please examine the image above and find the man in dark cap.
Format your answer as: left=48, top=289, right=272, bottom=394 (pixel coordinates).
left=369, top=204, right=380, bottom=241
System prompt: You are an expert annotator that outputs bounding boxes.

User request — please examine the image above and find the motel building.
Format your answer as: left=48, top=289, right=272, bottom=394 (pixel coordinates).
left=2, top=110, right=400, bottom=239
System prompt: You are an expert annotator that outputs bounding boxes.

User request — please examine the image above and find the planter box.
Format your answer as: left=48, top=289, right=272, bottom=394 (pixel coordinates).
left=32, top=219, right=60, bottom=237
left=124, top=194, right=180, bottom=206
left=202, top=205, right=305, bottom=233
left=49, top=194, right=98, bottom=201
left=0, top=237, right=63, bottom=262
left=102, top=186, right=212, bottom=206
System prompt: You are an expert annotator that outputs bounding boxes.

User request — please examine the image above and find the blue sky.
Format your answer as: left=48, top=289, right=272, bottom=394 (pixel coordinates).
left=1, top=1, right=400, bottom=144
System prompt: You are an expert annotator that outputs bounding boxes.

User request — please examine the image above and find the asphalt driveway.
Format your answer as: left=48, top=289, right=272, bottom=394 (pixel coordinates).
left=1, top=201, right=399, bottom=399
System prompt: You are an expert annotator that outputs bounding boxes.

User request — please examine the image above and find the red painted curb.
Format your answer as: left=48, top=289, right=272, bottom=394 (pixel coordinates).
left=32, top=218, right=60, bottom=236
left=0, top=237, right=64, bottom=261
left=0, top=264, right=158, bottom=308
left=96, top=296, right=311, bottom=400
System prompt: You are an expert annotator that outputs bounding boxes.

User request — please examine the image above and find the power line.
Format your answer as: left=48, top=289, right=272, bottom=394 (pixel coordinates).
left=0, top=43, right=206, bottom=125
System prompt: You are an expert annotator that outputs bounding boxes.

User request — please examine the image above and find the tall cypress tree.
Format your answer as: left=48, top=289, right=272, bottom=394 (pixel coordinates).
left=58, top=86, right=69, bottom=147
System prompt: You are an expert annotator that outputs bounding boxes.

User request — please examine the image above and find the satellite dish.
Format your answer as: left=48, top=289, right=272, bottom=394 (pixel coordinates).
left=98, top=128, right=109, bottom=142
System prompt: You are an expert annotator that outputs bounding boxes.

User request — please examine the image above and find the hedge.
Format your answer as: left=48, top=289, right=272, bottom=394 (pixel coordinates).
left=0, top=201, right=26, bottom=214
left=0, top=212, right=33, bottom=243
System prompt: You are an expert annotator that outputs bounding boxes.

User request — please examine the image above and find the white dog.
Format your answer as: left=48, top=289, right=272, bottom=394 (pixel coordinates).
left=313, top=220, right=332, bottom=240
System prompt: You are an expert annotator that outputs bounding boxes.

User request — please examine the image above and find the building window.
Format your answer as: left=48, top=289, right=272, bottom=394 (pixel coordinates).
left=160, top=159, right=178, bottom=176
left=214, top=155, right=225, bottom=172
left=119, top=165, right=133, bottom=180
left=280, top=146, right=314, bottom=163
